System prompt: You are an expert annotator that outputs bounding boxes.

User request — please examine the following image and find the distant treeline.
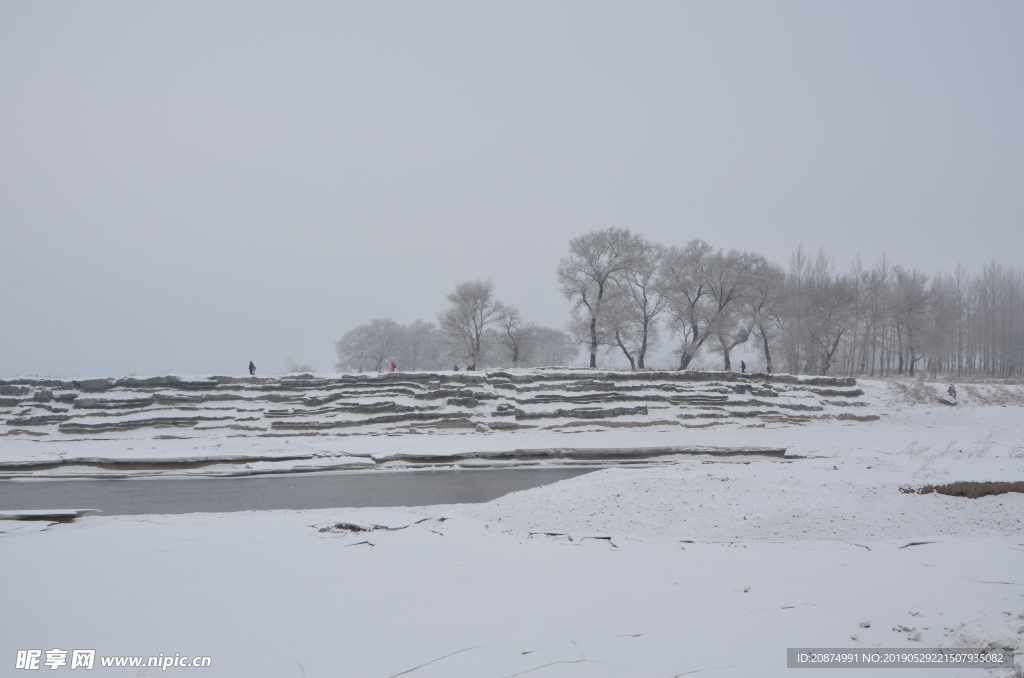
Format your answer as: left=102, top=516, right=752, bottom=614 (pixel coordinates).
left=334, top=228, right=1023, bottom=377
left=334, top=285, right=577, bottom=372
left=558, top=228, right=1024, bottom=377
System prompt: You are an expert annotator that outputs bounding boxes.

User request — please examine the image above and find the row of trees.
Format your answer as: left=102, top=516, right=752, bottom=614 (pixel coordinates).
left=559, top=228, right=1024, bottom=377
left=334, top=281, right=577, bottom=372
left=783, top=252, right=1024, bottom=377
left=333, top=228, right=1021, bottom=376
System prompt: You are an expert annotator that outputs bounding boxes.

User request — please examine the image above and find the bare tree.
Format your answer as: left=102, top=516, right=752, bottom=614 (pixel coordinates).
left=601, top=293, right=643, bottom=370
left=486, top=321, right=577, bottom=367
left=778, top=245, right=811, bottom=373
left=707, top=306, right=752, bottom=371
left=334, top=318, right=402, bottom=372
left=801, top=251, right=855, bottom=375
left=492, top=305, right=536, bottom=367
left=745, top=257, right=786, bottom=372
left=658, top=241, right=755, bottom=370
left=656, top=239, right=714, bottom=369
left=892, top=266, right=931, bottom=376
left=607, top=238, right=667, bottom=369
left=438, top=279, right=504, bottom=369
left=951, top=263, right=970, bottom=376
left=703, top=250, right=758, bottom=370
left=558, top=228, right=641, bottom=367
left=863, top=254, right=893, bottom=376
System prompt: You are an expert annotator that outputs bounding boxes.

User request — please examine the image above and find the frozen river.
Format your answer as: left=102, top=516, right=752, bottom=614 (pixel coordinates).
left=0, top=467, right=596, bottom=516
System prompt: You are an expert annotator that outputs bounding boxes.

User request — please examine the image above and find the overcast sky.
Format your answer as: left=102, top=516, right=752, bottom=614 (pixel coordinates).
left=2, top=1, right=1022, bottom=377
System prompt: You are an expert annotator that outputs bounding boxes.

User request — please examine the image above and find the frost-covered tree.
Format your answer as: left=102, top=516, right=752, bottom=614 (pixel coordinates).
left=600, top=293, right=643, bottom=370
left=395, top=320, right=440, bottom=371
left=558, top=228, right=642, bottom=367
left=702, top=250, right=759, bottom=370
left=438, top=279, right=505, bottom=369
left=557, top=231, right=1024, bottom=376
left=891, top=267, right=932, bottom=376
left=334, top=318, right=402, bottom=372
left=657, top=239, right=712, bottom=369
left=701, top=252, right=782, bottom=371
left=492, top=305, right=536, bottom=367
left=486, top=320, right=577, bottom=368
left=605, top=238, right=667, bottom=369
left=706, top=306, right=751, bottom=371
left=529, top=326, right=578, bottom=366
left=657, top=240, right=756, bottom=370
left=744, top=257, right=786, bottom=372
left=566, top=304, right=616, bottom=362
left=780, top=250, right=856, bottom=375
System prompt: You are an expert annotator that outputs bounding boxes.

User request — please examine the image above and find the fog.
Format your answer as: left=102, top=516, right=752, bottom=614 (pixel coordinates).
left=2, top=1, right=1022, bottom=377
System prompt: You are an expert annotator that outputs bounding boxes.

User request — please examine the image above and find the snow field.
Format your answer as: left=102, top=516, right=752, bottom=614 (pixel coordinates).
left=1, top=510, right=1021, bottom=677
left=1, top=374, right=1022, bottom=676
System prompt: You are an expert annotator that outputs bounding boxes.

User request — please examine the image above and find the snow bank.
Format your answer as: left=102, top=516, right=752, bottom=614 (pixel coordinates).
left=1, top=508, right=1020, bottom=677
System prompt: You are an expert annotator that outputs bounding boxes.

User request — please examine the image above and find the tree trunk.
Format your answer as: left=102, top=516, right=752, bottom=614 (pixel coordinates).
left=614, top=331, right=636, bottom=370
left=589, top=314, right=598, bottom=368
left=821, top=332, right=844, bottom=375
left=678, top=322, right=702, bottom=370
left=637, top=322, right=649, bottom=369
left=758, top=323, right=772, bottom=370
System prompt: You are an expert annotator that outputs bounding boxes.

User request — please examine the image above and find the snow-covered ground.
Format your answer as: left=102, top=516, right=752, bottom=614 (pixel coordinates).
left=2, top=511, right=1021, bottom=677
left=1, top=372, right=1022, bottom=480
left=1, top=369, right=883, bottom=477
left=1, top=374, right=1022, bottom=676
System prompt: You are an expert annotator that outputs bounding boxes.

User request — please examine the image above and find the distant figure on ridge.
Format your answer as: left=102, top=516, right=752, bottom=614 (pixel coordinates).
left=390, top=360, right=397, bottom=372
left=740, top=360, right=746, bottom=374
left=249, top=361, right=256, bottom=376
left=453, top=364, right=459, bottom=371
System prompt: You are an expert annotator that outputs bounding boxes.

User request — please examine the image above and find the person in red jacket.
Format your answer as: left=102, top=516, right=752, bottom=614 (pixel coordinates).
left=389, top=360, right=397, bottom=372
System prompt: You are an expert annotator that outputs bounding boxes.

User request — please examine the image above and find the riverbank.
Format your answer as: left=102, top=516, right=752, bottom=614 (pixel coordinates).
left=2, top=470, right=1021, bottom=677
left=2, top=371, right=1021, bottom=676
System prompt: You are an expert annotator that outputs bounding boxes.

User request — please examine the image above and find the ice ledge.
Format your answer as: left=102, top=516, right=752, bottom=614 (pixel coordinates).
left=0, top=508, right=101, bottom=521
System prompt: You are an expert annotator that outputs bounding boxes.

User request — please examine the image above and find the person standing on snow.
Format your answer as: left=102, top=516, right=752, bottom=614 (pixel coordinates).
left=740, top=360, right=746, bottom=374
left=249, top=361, right=256, bottom=376
left=389, top=360, right=397, bottom=372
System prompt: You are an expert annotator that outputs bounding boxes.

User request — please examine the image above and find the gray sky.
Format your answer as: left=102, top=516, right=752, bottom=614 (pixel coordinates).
left=2, top=1, right=1022, bottom=377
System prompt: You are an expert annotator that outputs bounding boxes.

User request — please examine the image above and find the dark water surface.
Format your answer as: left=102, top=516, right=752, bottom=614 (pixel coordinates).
left=0, top=467, right=597, bottom=516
